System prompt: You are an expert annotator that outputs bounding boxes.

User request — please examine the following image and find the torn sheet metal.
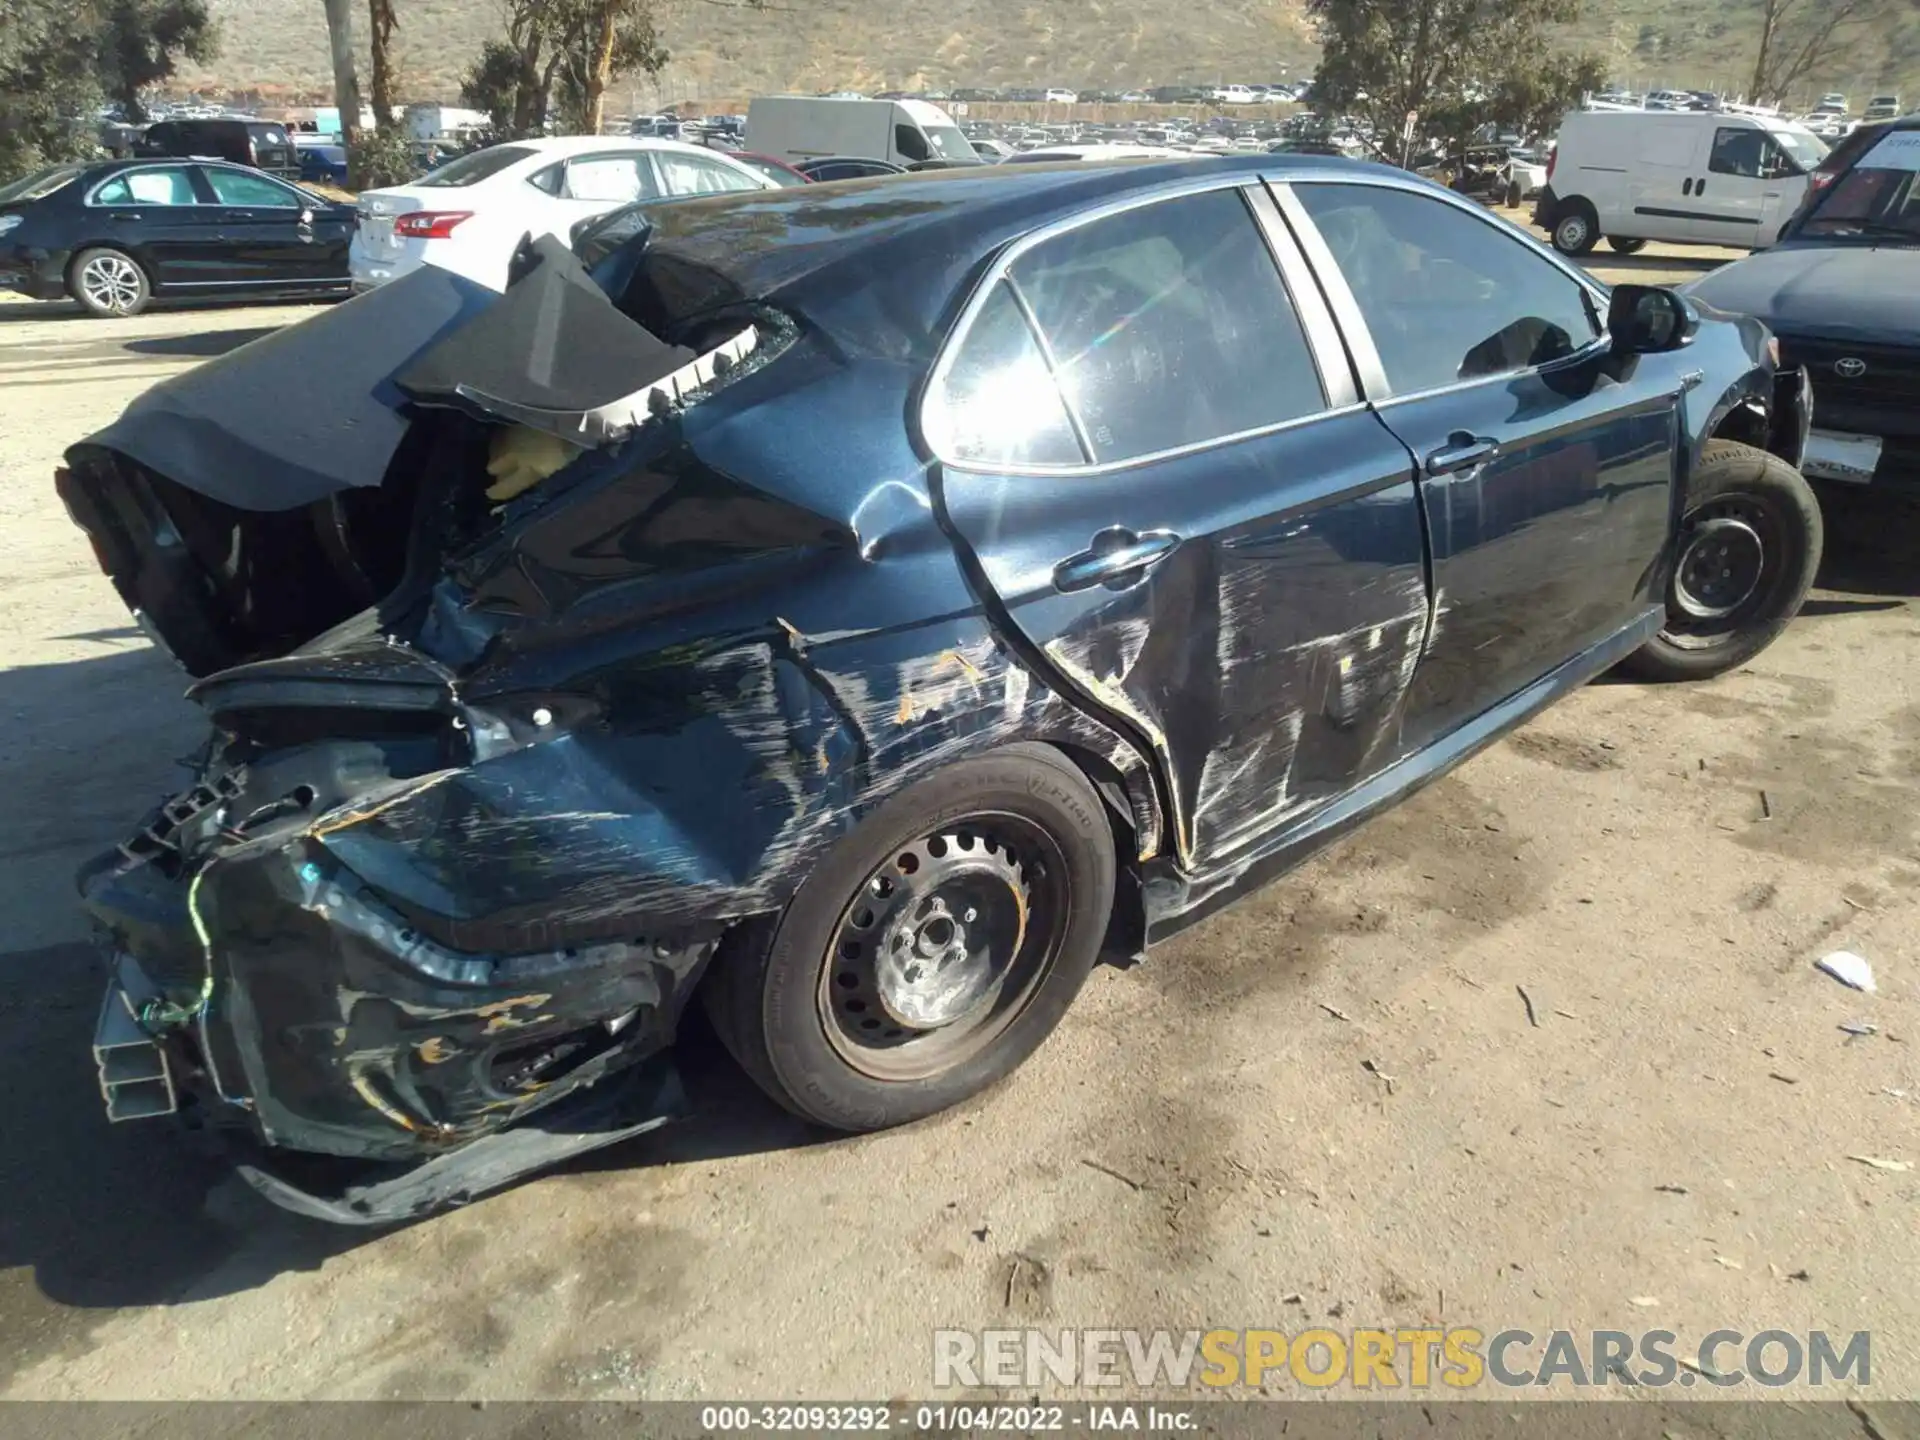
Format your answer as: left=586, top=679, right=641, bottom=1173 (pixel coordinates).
left=395, top=234, right=761, bottom=447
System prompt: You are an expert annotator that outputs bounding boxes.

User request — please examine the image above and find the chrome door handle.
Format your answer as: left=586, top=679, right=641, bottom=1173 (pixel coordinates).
left=1425, top=435, right=1500, bottom=475
left=1053, top=529, right=1179, bottom=593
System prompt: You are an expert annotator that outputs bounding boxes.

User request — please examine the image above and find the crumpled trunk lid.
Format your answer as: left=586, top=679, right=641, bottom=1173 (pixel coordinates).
left=58, top=235, right=785, bottom=678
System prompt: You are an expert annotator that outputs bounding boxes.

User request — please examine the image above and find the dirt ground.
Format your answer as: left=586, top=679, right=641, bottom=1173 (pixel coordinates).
left=1, top=235, right=1916, bottom=1404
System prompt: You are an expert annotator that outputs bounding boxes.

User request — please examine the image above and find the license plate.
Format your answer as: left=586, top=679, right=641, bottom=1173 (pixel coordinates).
left=1802, top=428, right=1881, bottom=484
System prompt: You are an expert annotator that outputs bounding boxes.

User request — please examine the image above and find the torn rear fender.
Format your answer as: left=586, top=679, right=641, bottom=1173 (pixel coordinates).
left=82, top=608, right=1164, bottom=1163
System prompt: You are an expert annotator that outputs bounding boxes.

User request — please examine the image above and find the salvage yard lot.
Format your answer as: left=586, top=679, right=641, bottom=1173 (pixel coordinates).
left=1, top=236, right=1917, bottom=1400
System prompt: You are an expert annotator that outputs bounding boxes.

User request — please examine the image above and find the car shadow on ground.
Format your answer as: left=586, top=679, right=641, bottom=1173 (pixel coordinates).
left=1813, top=485, right=1920, bottom=598
left=1589, top=252, right=1726, bottom=275
left=121, top=327, right=285, bottom=359
left=0, top=297, right=335, bottom=325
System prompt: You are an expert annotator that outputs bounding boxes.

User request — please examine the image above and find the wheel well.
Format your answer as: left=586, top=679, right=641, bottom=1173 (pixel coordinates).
left=1709, top=397, right=1769, bottom=453
left=1559, top=195, right=1597, bottom=223
left=1042, top=741, right=1149, bottom=967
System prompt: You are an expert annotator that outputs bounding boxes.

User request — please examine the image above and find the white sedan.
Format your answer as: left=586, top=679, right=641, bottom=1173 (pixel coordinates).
left=349, top=135, right=778, bottom=292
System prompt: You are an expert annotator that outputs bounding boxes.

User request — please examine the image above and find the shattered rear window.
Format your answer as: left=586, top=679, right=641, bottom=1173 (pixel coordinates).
left=413, top=145, right=538, bottom=188
left=600, top=181, right=987, bottom=329
left=0, top=165, right=86, bottom=204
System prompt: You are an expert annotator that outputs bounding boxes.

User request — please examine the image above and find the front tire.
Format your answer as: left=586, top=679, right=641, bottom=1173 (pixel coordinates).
left=69, top=248, right=151, bottom=318
left=1607, top=236, right=1648, bottom=254
left=1551, top=203, right=1599, bottom=255
left=704, top=744, right=1116, bottom=1131
left=1619, top=440, right=1822, bottom=682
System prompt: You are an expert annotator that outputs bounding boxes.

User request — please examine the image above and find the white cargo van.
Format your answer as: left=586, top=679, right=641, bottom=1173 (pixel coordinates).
left=1534, top=109, right=1828, bottom=255
left=745, top=96, right=979, bottom=168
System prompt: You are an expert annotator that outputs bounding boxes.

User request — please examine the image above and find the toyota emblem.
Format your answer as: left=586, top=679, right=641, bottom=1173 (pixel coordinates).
left=1835, top=357, right=1869, bottom=378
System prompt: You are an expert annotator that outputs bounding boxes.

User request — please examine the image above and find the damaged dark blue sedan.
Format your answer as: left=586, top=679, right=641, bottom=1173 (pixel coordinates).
left=59, top=156, right=1823, bottom=1223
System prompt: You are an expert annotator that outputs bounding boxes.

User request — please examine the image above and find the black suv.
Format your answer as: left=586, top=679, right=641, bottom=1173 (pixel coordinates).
left=1686, top=115, right=1920, bottom=493
left=137, top=119, right=299, bottom=180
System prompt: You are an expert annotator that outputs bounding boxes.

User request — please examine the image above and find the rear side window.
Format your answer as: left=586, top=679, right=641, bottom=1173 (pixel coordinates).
left=654, top=151, right=762, bottom=195
left=926, top=282, right=1085, bottom=468
left=561, top=154, right=655, bottom=203
left=1293, top=182, right=1598, bottom=395
left=1007, top=186, right=1326, bottom=462
left=93, top=167, right=200, bottom=206
left=415, top=145, right=536, bottom=187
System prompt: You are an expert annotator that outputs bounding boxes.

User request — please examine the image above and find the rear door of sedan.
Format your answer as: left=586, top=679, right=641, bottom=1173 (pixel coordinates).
left=926, top=177, right=1432, bottom=875
left=86, top=164, right=228, bottom=286
left=1273, top=177, right=1683, bottom=752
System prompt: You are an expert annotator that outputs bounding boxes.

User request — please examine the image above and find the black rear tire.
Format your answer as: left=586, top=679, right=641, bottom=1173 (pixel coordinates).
left=1619, top=440, right=1822, bottom=682
left=1607, top=236, right=1648, bottom=254
left=703, top=743, right=1116, bottom=1131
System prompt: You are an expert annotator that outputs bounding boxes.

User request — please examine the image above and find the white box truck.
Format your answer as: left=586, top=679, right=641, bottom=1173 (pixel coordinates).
left=745, top=96, right=979, bottom=167
left=1534, top=109, right=1829, bottom=255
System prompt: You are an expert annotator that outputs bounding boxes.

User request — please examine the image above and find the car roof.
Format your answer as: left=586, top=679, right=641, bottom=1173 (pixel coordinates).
left=627, top=153, right=1396, bottom=349
left=506, top=134, right=741, bottom=159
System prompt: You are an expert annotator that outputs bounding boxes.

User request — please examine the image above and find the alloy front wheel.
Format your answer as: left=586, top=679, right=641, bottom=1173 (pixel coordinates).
left=71, top=249, right=151, bottom=318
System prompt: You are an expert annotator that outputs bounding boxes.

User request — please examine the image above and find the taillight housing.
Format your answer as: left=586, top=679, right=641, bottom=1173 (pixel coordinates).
left=1545, top=145, right=1557, bottom=183
left=393, top=211, right=473, bottom=240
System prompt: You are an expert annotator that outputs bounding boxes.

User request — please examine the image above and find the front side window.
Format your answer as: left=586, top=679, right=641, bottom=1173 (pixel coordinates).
left=654, top=152, right=762, bottom=196
left=926, top=282, right=1085, bottom=468
left=1710, top=127, right=1770, bottom=178
left=205, top=169, right=301, bottom=207
left=895, top=124, right=932, bottom=162
left=1294, top=182, right=1599, bottom=395
left=922, top=125, right=976, bottom=161
left=561, top=155, right=654, bottom=203
left=1008, top=186, right=1327, bottom=462
left=93, top=167, right=200, bottom=206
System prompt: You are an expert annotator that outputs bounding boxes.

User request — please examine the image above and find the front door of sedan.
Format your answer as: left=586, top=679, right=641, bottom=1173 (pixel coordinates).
left=1278, top=179, right=1683, bottom=752
left=86, top=165, right=224, bottom=286
left=199, top=166, right=329, bottom=283
left=926, top=182, right=1432, bottom=873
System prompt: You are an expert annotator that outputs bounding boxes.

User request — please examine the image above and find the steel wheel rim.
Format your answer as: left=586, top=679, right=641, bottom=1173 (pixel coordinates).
left=1558, top=216, right=1589, bottom=249
left=82, top=255, right=142, bottom=313
left=1673, top=515, right=1765, bottom=619
left=816, top=814, right=1071, bottom=1082
left=1665, top=492, right=1789, bottom=646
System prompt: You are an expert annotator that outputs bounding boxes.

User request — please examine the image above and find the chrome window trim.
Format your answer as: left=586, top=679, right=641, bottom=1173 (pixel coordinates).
left=1003, top=278, right=1097, bottom=464
left=85, top=164, right=207, bottom=207
left=1241, top=181, right=1358, bottom=410
left=921, top=173, right=1357, bottom=478
left=1270, top=171, right=1615, bottom=407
